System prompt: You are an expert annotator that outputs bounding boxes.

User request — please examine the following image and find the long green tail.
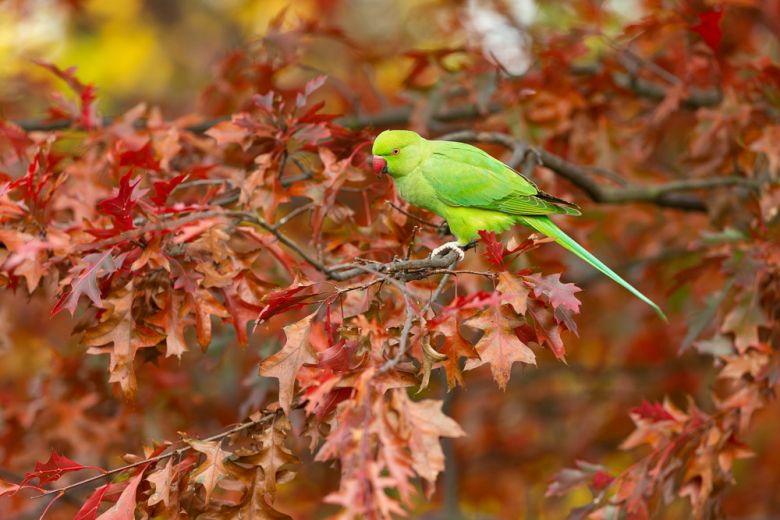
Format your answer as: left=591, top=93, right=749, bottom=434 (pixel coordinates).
left=517, top=216, right=667, bottom=321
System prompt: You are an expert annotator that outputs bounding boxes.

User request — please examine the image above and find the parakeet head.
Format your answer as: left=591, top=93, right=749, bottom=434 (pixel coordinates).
left=371, top=130, right=426, bottom=178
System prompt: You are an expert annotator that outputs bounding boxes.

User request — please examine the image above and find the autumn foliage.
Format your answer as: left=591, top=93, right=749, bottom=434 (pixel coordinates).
left=1, top=1, right=779, bottom=519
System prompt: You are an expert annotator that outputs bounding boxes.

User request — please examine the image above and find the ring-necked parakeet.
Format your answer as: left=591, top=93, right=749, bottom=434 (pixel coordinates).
left=371, top=129, right=666, bottom=320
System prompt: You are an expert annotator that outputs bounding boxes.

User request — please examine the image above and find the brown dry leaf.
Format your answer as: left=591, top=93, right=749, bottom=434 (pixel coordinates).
left=497, top=271, right=529, bottom=315
left=187, top=438, right=236, bottom=503
left=719, top=350, right=769, bottom=380
left=96, top=468, right=147, bottom=520
left=148, top=289, right=190, bottom=358
left=245, top=416, right=298, bottom=496
left=464, top=304, right=535, bottom=389
left=393, top=390, right=465, bottom=487
left=259, top=313, right=317, bottom=414
left=721, top=295, right=768, bottom=353
left=189, top=288, right=229, bottom=349
left=230, top=467, right=293, bottom=520
left=147, top=458, right=174, bottom=508
left=130, top=235, right=171, bottom=272
left=0, top=230, right=46, bottom=292
left=84, top=283, right=163, bottom=397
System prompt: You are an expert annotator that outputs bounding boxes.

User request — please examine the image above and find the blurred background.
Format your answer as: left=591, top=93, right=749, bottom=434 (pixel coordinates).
left=2, top=0, right=780, bottom=519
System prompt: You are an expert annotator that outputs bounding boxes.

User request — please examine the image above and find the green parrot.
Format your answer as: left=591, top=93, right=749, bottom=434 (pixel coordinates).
left=371, top=129, right=666, bottom=320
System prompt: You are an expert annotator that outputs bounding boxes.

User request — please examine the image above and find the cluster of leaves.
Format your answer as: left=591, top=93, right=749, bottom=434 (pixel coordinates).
left=1, top=0, right=779, bottom=518
left=0, top=39, right=580, bottom=519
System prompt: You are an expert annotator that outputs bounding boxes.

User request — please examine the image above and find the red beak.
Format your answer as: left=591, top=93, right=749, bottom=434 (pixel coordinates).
left=372, top=156, right=388, bottom=176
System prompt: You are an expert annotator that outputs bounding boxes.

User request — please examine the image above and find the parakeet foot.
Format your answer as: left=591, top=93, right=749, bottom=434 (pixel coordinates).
left=430, top=241, right=465, bottom=262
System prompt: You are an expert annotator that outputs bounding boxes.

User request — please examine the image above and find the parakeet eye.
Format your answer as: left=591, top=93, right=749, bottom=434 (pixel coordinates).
left=392, top=148, right=400, bottom=155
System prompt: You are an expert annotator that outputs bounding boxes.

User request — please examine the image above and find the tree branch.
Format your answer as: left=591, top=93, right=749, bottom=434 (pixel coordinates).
left=438, top=130, right=765, bottom=213
left=34, top=409, right=280, bottom=499
left=15, top=102, right=499, bottom=134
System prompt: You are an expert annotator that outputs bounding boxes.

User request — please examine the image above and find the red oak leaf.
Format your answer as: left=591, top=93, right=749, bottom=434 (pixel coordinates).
left=464, top=299, right=536, bottom=389
left=115, top=141, right=160, bottom=171
left=256, top=284, right=317, bottom=325
left=630, top=400, right=676, bottom=423
left=151, top=174, right=186, bottom=206
left=34, top=60, right=99, bottom=129
left=95, top=469, right=146, bottom=520
left=259, top=313, right=318, bottom=414
left=52, top=250, right=128, bottom=316
left=478, top=229, right=505, bottom=270
left=223, top=288, right=265, bottom=346
left=691, top=9, right=723, bottom=51
left=97, top=172, right=141, bottom=231
left=23, top=451, right=103, bottom=486
left=529, top=273, right=581, bottom=314
left=74, top=484, right=110, bottom=520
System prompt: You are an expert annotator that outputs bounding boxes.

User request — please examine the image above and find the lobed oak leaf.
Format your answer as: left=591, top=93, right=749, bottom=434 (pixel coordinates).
left=691, top=9, right=723, bottom=51
left=95, top=469, right=146, bottom=520
left=186, top=438, right=236, bottom=503
left=375, top=401, right=416, bottom=506
left=233, top=469, right=294, bottom=520
left=97, top=172, right=142, bottom=231
left=186, top=288, right=229, bottom=349
left=394, top=391, right=465, bottom=487
left=74, top=484, right=110, bottom=520
left=246, top=416, right=298, bottom=495
left=0, top=229, right=47, bottom=292
left=259, top=313, right=318, bottom=414
left=147, top=290, right=190, bottom=359
left=721, top=294, right=767, bottom=353
left=146, top=459, right=174, bottom=508
left=129, top=235, right=171, bottom=272
left=53, top=250, right=127, bottom=316
left=529, top=273, right=581, bottom=314
left=223, top=288, right=265, bottom=345
left=630, top=400, right=676, bottom=423
left=23, top=451, right=102, bottom=486
left=83, top=283, right=164, bottom=397
left=464, top=302, right=536, bottom=389
left=34, top=60, right=99, bottom=128
left=719, top=350, right=769, bottom=380
left=114, top=140, right=159, bottom=171
left=256, top=284, right=318, bottom=325
left=151, top=174, right=186, bottom=207
left=478, top=229, right=505, bottom=270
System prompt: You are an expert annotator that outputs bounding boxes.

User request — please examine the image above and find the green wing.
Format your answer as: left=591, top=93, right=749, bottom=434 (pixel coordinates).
left=422, top=140, right=580, bottom=216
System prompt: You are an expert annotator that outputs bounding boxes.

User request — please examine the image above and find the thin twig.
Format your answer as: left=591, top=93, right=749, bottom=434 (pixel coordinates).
left=385, top=201, right=442, bottom=230
left=273, top=202, right=314, bottom=230
left=421, top=260, right=457, bottom=315
left=34, top=411, right=279, bottom=498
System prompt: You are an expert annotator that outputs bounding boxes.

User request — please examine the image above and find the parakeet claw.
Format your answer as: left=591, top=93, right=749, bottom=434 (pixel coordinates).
left=430, top=241, right=465, bottom=262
